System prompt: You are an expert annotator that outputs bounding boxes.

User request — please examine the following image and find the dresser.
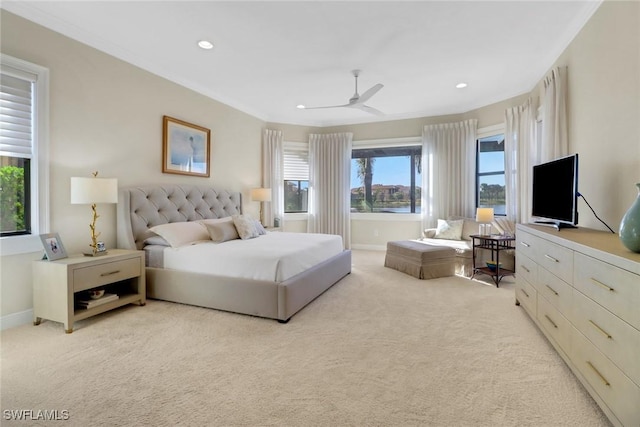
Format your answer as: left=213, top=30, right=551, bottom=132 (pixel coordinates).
left=515, top=224, right=640, bottom=427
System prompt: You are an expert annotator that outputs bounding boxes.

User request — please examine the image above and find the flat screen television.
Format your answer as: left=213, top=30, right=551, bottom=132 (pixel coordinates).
left=531, top=153, right=579, bottom=228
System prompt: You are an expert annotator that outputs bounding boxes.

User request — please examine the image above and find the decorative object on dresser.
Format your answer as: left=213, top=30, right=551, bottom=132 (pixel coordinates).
left=162, top=115, right=211, bottom=177
left=32, top=249, right=146, bottom=333
left=250, top=187, right=272, bottom=225
left=39, top=232, right=67, bottom=261
left=475, top=207, right=494, bottom=235
left=70, top=171, right=118, bottom=256
left=514, top=223, right=640, bottom=427
left=619, top=182, right=640, bottom=253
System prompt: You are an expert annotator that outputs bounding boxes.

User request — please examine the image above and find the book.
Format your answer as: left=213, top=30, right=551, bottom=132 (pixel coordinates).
left=76, top=293, right=119, bottom=309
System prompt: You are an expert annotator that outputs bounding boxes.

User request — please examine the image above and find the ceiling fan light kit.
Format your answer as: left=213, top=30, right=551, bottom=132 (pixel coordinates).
left=301, top=70, right=384, bottom=116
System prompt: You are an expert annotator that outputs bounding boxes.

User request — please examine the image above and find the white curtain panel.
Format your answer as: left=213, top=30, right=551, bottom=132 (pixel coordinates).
left=541, top=66, right=568, bottom=162
left=505, top=98, right=537, bottom=224
left=262, top=129, right=284, bottom=228
left=421, top=119, right=477, bottom=231
left=307, top=132, right=353, bottom=249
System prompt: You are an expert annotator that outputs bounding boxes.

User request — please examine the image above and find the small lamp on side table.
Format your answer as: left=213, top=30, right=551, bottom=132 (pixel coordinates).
left=70, top=171, right=118, bottom=256
left=250, top=187, right=271, bottom=225
left=476, top=207, right=494, bottom=236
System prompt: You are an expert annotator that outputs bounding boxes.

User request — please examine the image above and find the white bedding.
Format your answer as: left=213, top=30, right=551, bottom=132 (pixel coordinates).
left=161, top=231, right=344, bottom=282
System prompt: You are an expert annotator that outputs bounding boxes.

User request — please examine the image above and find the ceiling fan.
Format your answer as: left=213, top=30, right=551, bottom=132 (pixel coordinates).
left=298, top=70, right=384, bottom=115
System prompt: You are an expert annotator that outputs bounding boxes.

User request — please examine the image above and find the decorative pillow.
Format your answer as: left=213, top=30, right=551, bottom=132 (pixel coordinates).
left=202, top=219, right=240, bottom=243
left=254, top=220, right=267, bottom=235
left=232, top=215, right=259, bottom=240
left=434, top=219, right=464, bottom=240
left=143, top=235, right=170, bottom=246
left=149, top=221, right=210, bottom=247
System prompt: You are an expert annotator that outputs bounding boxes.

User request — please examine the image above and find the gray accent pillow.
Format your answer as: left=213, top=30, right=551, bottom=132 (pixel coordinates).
left=233, top=215, right=259, bottom=240
left=200, top=218, right=240, bottom=243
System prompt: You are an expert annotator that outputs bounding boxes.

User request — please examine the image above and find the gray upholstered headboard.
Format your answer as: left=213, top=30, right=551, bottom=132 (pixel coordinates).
left=117, top=184, right=242, bottom=250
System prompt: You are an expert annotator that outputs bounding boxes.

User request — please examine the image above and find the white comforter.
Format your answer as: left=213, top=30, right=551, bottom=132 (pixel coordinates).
left=162, top=231, right=344, bottom=282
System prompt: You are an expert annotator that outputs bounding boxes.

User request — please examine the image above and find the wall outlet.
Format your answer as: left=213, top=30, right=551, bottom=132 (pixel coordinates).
left=373, top=229, right=379, bottom=237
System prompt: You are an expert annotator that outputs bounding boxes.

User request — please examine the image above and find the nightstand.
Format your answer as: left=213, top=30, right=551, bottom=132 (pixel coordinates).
left=32, top=249, right=146, bottom=333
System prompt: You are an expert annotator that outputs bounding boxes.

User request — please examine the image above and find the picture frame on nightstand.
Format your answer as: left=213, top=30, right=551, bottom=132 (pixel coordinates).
left=39, top=233, right=68, bottom=261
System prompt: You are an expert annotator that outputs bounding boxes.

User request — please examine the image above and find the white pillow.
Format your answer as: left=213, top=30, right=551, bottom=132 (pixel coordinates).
left=149, top=222, right=210, bottom=247
left=232, top=215, right=259, bottom=240
left=200, top=218, right=240, bottom=243
left=434, top=219, right=464, bottom=240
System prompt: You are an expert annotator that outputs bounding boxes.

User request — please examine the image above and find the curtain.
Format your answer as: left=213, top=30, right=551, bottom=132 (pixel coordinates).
left=505, top=98, right=537, bottom=224
left=307, top=132, right=353, bottom=249
left=421, top=119, right=477, bottom=231
left=262, top=129, right=284, bottom=228
left=541, top=66, right=568, bottom=162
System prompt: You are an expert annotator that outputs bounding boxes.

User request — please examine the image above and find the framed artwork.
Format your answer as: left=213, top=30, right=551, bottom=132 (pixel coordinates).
left=162, top=115, right=211, bottom=177
left=39, top=233, right=68, bottom=261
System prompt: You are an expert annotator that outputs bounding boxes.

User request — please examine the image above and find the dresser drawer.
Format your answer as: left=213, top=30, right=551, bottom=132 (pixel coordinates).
left=516, top=252, right=537, bottom=286
left=536, top=268, right=572, bottom=314
left=516, top=276, right=537, bottom=317
left=572, top=289, right=640, bottom=386
left=73, top=257, right=141, bottom=292
left=516, top=230, right=539, bottom=262
left=537, top=294, right=571, bottom=354
left=572, top=328, right=640, bottom=427
left=574, top=252, right=640, bottom=331
left=535, top=238, right=573, bottom=284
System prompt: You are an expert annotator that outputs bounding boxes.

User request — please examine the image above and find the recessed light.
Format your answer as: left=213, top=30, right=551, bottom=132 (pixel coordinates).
left=296, top=104, right=306, bottom=109
left=198, top=40, right=214, bottom=50
left=456, top=82, right=468, bottom=89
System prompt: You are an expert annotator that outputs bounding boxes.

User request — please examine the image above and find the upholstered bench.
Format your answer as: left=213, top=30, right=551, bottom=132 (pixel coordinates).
left=385, top=240, right=457, bottom=279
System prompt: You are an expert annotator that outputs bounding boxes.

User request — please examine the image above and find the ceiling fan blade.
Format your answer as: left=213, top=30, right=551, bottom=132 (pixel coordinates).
left=350, top=104, right=385, bottom=116
left=301, top=103, right=350, bottom=110
left=355, top=83, right=384, bottom=104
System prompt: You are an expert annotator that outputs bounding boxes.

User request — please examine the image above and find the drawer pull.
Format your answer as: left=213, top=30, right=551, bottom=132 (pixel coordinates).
left=520, top=241, right=531, bottom=248
left=544, top=254, right=559, bottom=263
left=588, top=320, right=612, bottom=339
left=520, top=265, right=530, bottom=273
left=544, top=314, right=558, bottom=329
left=520, top=288, right=530, bottom=298
left=545, top=284, right=558, bottom=296
left=586, top=361, right=610, bottom=387
left=100, top=270, right=121, bottom=277
left=590, top=278, right=615, bottom=292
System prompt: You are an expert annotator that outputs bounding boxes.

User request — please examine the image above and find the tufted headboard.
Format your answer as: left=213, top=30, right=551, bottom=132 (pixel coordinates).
left=117, top=184, right=242, bottom=250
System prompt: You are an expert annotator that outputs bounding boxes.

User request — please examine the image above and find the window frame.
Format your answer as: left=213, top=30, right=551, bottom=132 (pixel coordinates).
left=0, top=54, right=50, bottom=256
left=475, top=125, right=506, bottom=216
left=350, top=137, right=422, bottom=220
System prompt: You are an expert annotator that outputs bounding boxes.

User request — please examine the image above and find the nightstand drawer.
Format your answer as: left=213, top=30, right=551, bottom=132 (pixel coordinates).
left=74, top=257, right=141, bottom=292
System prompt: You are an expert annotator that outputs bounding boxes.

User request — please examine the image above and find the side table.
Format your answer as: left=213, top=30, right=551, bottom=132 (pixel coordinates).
left=470, top=234, right=516, bottom=287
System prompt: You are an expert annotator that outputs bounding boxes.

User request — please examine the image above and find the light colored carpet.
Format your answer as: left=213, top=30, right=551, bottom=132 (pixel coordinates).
left=1, top=250, right=610, bottom=426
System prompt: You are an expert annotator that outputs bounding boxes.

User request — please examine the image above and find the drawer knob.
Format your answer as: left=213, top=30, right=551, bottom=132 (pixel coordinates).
left=545, top=284, right=559, bottom=296
left=100, top=270, right=121, bottom=277
left=544, top=254, right=559, bottom=263
left=590, top=278, right=615, bottom=292
left=520, top=242, right=531, bottom=248
left=586, top=361, right=610, bottom=387
left=519, top=288, right=530, bottom=298
left=520, top=265, right=530, bottom=273
left=544, top=314, right=558, bottom=329
left=588, top=320, right=612, bottom=339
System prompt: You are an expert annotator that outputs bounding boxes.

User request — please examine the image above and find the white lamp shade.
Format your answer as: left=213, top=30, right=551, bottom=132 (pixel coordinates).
left=70, top=177, right=118, bottom=204
left=250, top=188, right=272, bottom=202
left=475, top=207, right=495, bottom=223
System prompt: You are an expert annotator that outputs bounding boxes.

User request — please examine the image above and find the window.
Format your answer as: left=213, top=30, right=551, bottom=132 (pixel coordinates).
left=476, top=134, right=505, bottom=215
left=351, top=145, right=421, bottom=213
left=283, top=142, right=308, bottom=213
left=0, top=54, right=49, bottom=255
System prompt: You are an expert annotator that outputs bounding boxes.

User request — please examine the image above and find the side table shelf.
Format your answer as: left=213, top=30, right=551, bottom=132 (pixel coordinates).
left=470, top=234, right=516, bottom=287
left=32, top=249, right=146, bottom=333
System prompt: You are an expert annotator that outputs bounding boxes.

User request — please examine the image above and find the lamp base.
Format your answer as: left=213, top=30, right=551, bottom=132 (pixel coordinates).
left=83, top=250, right=109, bottom=257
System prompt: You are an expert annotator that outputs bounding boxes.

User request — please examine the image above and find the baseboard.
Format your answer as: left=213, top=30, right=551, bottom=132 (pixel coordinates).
left=1, top=309, right=33, bottom=331
left=351, top=244, right=386, bottom=251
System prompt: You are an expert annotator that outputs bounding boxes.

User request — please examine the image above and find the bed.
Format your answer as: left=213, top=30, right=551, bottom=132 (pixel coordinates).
left=116, top=184, right=351, bottom=322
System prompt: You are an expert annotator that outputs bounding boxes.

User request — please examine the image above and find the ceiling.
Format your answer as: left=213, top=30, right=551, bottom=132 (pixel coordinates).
left=2, top=1, right=602, bottom=127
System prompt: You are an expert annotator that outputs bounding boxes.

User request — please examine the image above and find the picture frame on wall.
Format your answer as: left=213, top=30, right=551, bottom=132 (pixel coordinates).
left=162, top=115, right=211, bottom=177
left=39, top=233, right=68, bottom=261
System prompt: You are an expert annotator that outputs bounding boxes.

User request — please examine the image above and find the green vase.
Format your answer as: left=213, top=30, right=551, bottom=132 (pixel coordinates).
left=619, top=183, right=640, bottom=253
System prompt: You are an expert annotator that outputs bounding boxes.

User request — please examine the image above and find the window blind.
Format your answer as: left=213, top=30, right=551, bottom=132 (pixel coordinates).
left=283, top=141, right=309, bottom=181
left=0, top=72, right=33, bottom=158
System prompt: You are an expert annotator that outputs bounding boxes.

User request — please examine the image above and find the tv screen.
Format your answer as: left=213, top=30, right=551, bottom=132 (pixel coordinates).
left=531, top=153, right=579, bottom=227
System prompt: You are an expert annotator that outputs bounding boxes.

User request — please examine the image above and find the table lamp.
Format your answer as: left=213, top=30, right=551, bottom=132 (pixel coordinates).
left=476, top=207, right=494, bottom=236
left=70, top=172, right=118, bottom=256
left=250, top=188, right=272, bottom=225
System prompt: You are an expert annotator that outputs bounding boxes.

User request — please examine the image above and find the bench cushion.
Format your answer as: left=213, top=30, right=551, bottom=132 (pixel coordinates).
left=385, top=240, right=457, bottom=279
